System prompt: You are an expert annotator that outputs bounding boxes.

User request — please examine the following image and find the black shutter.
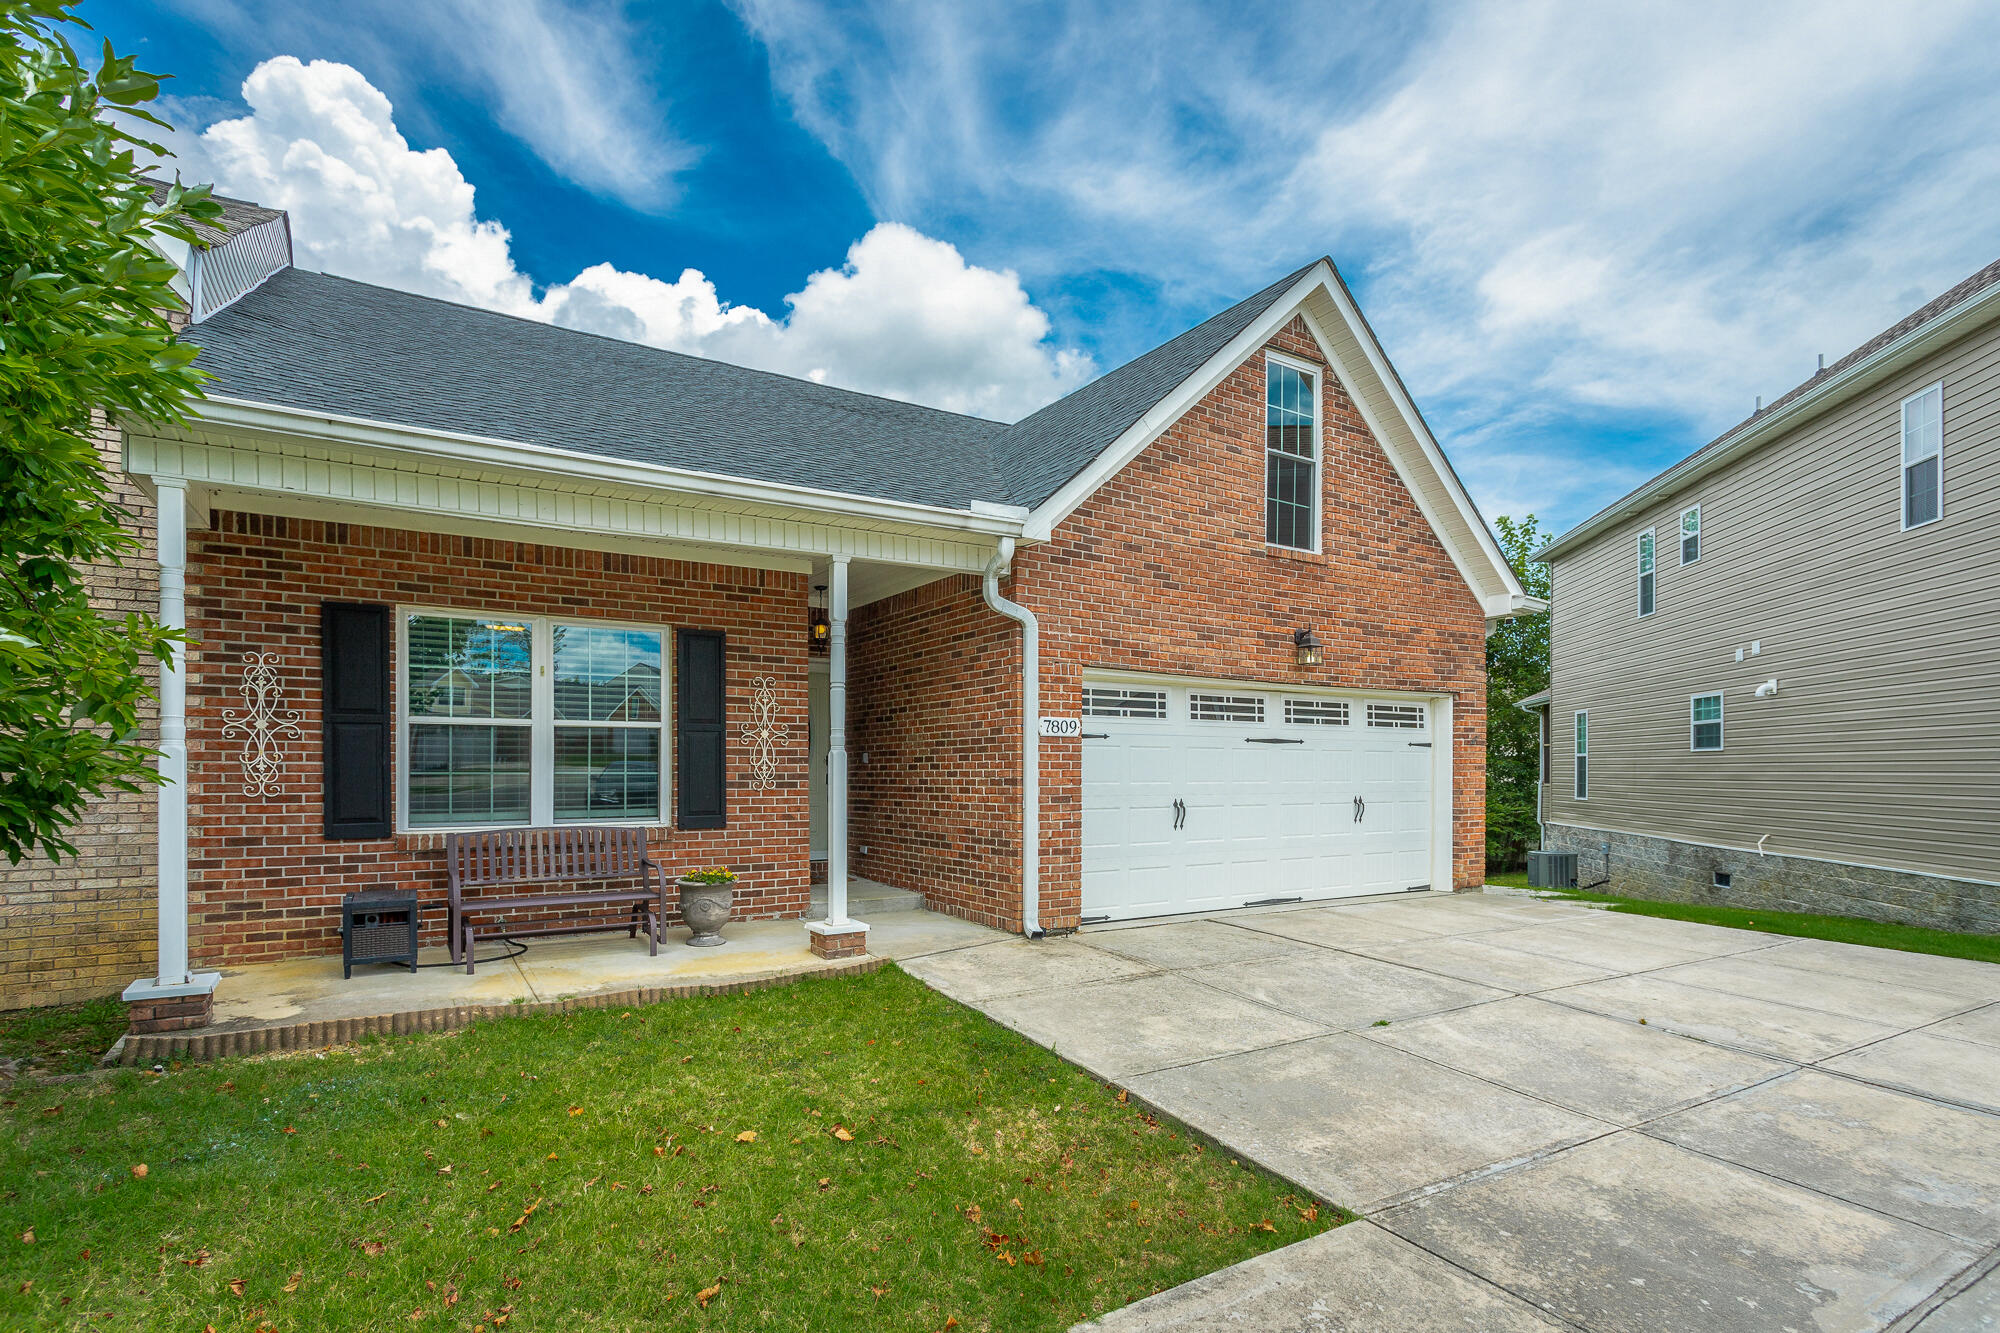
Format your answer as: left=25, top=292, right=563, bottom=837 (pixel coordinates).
left=676, top=629, right=727, bottom=829
left=321, top=602, right=392, bottom=839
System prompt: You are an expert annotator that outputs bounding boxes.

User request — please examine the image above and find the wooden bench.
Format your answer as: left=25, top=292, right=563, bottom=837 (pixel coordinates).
left=445, top=827, right=669, bottom=974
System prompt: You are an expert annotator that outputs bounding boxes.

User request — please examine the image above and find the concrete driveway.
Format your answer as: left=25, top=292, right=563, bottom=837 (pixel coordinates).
left=900, top=891, right=2000, bottom=1332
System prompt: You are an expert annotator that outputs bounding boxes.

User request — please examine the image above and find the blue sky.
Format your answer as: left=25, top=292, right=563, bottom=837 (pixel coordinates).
left=98, top=0, right=2000, bottom=536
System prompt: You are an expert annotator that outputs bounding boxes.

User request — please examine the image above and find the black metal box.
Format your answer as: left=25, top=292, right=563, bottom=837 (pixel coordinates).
left=342, top=891, right=419, bottom=979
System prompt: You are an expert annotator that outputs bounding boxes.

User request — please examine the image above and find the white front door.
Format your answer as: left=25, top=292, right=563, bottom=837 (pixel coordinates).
left=1080, top=680, right=1436, bottom=922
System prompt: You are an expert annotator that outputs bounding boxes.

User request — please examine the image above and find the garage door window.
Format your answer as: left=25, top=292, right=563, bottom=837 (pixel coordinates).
left=1284, top=698, right=1350, bottom=725
left=1082, top=686, right=1167, bottom=719
left=1366, top=703, right=1425, bottom=729
left=1190, top=693, right=1265, bottom=722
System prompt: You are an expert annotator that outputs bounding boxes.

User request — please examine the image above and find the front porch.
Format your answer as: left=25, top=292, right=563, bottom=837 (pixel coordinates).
left=114, top=407, right=1032, bottom=1035
left=119, top=882, right=1005, bottom=1064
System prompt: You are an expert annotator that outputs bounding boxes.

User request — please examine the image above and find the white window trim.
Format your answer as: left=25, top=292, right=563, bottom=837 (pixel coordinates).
left=1263, top=350, right=1321, bottom=554
left=1679, top=504, right=1701, bottom=565
left=1690, top=691, right=1725, bottom=753
left=394, top=606, right=672, bottom=833
left=1573, top=709, right=1588, bottom=801
left=1636, top=528, right=1656, bottom=618
left=1900, top=380, right=1944, bottom=531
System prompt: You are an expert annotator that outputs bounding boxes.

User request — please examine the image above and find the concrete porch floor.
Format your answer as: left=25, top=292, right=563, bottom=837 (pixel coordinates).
left=125, top=880, right=1005, bottom=1061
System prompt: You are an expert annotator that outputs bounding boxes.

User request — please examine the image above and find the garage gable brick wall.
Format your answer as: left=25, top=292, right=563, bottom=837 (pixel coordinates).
left=851, top=315, right=1490, bottom=931
left=183, top=512, right=811, bottom=966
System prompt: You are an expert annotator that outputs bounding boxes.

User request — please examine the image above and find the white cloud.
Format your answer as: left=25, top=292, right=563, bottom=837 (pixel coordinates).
left=168, top=57, right=1088, bottom=422
left=143, top=0, right=690, bottom=210
left=731, top=0, right=2000, bottom=528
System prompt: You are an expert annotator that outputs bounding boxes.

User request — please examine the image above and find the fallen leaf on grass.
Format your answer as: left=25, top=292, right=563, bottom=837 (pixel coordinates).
left=1252, top=1220, right=1276, bottom=1233
left=734, top=1130, right=757, bottom=1143
left=831, top=1127, right=854, bottom=1142
left=17, top=1231, right=32, bottom=1245
left=508, top=1198, right=542, bottom=1233
left=695, top=1281, right=722, bottom=1308
left=282, top=1273, right=301, bottom=1293
left=567, top=1105, right=584, bottom=1117
left=358, top=1241, right=387, bottom=1258
left=228, top=1278, right=246, bottom=1297
left=361, top=1192, right=388, bottom=1206
left=130, top=1164, right=148, bottom=1179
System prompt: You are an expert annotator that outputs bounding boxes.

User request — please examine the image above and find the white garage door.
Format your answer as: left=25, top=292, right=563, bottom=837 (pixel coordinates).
left=1080, top=680, right=1436, bottom=922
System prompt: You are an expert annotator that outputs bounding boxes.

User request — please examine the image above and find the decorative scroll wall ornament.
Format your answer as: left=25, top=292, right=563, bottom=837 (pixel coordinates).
left=739, top=675, right=792, bottom=790
left=219, top=652, right=303, bottom=797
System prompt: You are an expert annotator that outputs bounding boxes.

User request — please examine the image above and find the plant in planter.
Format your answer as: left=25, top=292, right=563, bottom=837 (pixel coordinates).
left=676, top=866, right=737, bottom=947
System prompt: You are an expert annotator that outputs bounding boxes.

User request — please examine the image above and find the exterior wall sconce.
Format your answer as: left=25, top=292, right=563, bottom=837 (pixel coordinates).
left=809, top=585, right=830, bottom=654
left=1293, top=627, right=1324, bottom=668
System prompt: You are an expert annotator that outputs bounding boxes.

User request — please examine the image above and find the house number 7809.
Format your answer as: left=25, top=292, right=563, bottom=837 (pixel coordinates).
left=1038, top=717, right=1082, bottom=737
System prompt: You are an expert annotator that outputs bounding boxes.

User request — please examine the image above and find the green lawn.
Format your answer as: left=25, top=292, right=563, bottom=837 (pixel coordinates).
left=0, top=966, right=1338, bottom=1331
left=1484, top=872, right=2000, bottom=965
left=0, top=994, right=126, bottom=1076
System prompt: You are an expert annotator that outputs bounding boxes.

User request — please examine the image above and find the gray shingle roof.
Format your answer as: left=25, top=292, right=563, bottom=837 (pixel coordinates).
left=144, top=178, right=287, bottom=248
left=180, top=260, right=1323, bottom=513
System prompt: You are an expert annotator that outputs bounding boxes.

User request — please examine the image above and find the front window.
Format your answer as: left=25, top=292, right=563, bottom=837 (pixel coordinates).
left=1680, top=505, right=1701, bottom=565
left=1691, top=693, right=1724, bottom=751
left=1902, top=383, right=1942, bottom=529
left=1636, top=530, right=1656, bottom=617
left=402, top=612, right=666, bottom=829
left=1574, top=710, right=1588, bottom=800
left=1265, top=357, right=1318, bottom=550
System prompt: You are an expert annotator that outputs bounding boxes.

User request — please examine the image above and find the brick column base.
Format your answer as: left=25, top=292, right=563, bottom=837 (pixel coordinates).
left=127, top=991, right=214, bottom=1034
left=806, top=922, right=868, bottom=960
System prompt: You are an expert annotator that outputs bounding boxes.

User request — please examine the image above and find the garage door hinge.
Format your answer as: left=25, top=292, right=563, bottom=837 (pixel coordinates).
left=1405, top=884, right=1431, bottom=892
left=1243, top=896, right=1302, bottom=908
left=1081, top=732, right=1109, bottom=740
left=1079, top=914, right=1111, bottom=925
left=1408, top=742, right=1432, bottom=748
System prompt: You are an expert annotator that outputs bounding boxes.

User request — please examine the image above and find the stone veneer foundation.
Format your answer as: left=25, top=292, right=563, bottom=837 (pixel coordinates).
left=1545, top=822, right=2000, bottom=935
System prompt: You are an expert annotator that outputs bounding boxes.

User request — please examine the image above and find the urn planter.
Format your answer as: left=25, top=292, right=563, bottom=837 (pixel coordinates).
left=677, top=878, right=734, bottom=947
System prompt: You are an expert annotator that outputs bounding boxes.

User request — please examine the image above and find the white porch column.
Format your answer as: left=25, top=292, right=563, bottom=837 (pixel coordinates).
left=807, top=556, right=866, bottom=956
left=825, top=555, right=851, bottom=924
left=124, top=478, right=220, bottom=1010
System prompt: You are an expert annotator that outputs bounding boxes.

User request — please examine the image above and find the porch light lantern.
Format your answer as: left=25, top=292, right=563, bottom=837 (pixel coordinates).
left=1292, top=627, right=1324, bottom=668
left=808, top=585, right=830, bottom=654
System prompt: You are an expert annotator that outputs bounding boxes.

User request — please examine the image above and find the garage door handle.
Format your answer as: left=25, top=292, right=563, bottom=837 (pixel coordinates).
left=1173, top=798, right=1186, bottom=830
left=1353, top=796, right=1366, bottom=823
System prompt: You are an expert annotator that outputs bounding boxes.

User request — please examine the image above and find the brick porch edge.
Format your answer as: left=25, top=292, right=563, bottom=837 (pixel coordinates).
left=120, top=955, right=886, bottom=1066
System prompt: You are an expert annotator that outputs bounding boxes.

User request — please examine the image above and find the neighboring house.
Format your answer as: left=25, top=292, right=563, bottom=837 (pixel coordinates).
left=1528, top=257, right=2000, bottom=934
left=0, top=183, right=1538, bottom=1027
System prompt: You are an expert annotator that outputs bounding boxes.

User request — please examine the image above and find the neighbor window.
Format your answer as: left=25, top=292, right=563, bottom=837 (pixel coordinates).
left=1679, top=505, right=1702, bottom=565
left=1690, top=692, right=1724, bottom=751
left=1902, top=382, right=1943, bottom=529
left=1636, top=529, right=1656, bottom=617
left=1265, top=356, right=1318, bottom=550
left=1573, top=711, right=1588, bottom=800
left=401, top=611, right=666, bottom=829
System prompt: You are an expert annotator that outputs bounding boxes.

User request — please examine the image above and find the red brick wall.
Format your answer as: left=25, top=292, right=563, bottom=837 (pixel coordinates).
left=853, top=317, right=1488, bottom=931
left=850, top=576, right=1022, bottom=929
left=183, top=512, right=811, bottom=966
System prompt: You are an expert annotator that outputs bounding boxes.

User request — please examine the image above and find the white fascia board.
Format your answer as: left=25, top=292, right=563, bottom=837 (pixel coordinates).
left=1020, top=262, right=1337, bottom=542
left=1482, top=592, right=1549, bottom=619
left=1019, top=263, right=1528, bottom=610
left=1537, top=277, right=2000, bottom=564
left=186, top=396, right=1029, bottom=541
left=1303, top=280, right=1525, bottom=604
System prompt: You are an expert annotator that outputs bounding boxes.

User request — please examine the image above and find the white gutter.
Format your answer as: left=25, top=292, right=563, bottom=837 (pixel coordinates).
left=185, top=396, right=1032, bottom=540
left=1538, top=273, right=2000, bottom=563
left=1515, top=691, right=1550, bottom=849
left=982, top=538, right=1043, bottom=938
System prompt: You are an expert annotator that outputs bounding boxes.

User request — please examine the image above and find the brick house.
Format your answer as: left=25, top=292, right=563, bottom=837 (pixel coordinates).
left=2, top=189, right=1538, bottom=1027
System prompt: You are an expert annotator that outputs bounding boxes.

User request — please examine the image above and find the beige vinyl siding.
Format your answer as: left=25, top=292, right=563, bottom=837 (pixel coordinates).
left=1543, top=314, right=2000, bottom=884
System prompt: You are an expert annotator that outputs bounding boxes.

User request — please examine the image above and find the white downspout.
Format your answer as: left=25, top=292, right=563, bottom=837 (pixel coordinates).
left=982, top=539, right=1042, bottom=938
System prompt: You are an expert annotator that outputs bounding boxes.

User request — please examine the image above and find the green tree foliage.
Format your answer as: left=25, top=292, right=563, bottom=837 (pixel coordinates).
left=0, top=1, right=218, bottom=862
left=1485, top=514, right=1551, bottom=872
